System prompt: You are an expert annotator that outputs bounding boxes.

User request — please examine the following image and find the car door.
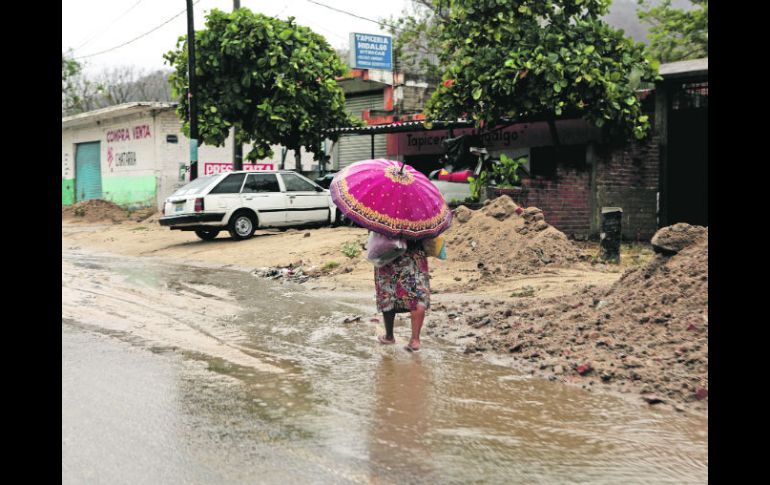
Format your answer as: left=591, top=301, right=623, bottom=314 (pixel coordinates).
left=279, top=172, right=330, bottom=224
left=241, top=173, right=287, bottom=227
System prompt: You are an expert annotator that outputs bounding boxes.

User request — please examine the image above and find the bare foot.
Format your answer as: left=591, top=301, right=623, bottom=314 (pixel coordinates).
left=405, top=340, right=421, bottom=352
left=378, top=335, right=395, bottom=345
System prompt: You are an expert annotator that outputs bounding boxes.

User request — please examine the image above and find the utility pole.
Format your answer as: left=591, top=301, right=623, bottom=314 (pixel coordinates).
left=232, top=0, right=243, bottom=170
left=186, top=0, right=199, bottom=180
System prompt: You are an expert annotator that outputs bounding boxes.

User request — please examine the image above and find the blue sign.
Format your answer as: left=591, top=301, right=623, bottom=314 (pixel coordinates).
left=349, top=33, right=392, bottom=70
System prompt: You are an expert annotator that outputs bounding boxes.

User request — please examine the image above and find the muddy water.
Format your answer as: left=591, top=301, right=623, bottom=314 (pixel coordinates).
left=62, top=250, right=707, bottom=484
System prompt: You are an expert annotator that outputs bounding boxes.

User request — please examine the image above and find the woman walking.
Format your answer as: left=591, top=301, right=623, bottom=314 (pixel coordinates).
left=374, top=239, right=430, bottom=352
left=329, top=159, right=452, bottom=352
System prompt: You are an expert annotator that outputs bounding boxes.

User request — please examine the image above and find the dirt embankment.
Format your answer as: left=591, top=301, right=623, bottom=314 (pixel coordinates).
left=429, top=222, right=708, bottom=413
left=62, top=199, right=157, bottom=224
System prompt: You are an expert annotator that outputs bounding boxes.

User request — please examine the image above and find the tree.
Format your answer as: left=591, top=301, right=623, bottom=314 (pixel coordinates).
left=424, top=0, right=660, bottom=141
left=637, top=0, right=707, bottom=63
left=384, top=0, right=447, bottom=83
left=62, top=51, right=82, bottom=115
left=131, top=70, right=173, bottom=102
left=96, top=66, right=142, bottom=106
left=164, top=8, right=359, bottom=162
left=62, top=51, right=105, bottom=116
left=91, top=67, right=173, bottom=107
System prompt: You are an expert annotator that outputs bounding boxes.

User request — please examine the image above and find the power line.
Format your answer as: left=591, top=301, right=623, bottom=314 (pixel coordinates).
left=302, top=0, right=440, bottom=70
left=73, top=0, right=147, bottom=52
left=75, top=0, right=202, bottom=60
left=304, top=0, right=397, bottom=30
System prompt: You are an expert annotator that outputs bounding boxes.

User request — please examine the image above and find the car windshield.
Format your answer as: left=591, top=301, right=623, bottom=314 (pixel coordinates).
left=172, top=175, right=217, bottom=196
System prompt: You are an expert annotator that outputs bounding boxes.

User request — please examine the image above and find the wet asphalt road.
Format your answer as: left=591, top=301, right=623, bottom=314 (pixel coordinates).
left=62, top=249, right=707, bottom=484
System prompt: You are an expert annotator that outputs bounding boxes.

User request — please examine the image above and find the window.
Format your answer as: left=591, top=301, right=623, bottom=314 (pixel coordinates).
left=530, top=145, right=586, bottom=179
left=673, top=81, right=708, bottom=110
left=209, top=173, right=246, bottom=194
left=172, top=175, right=216, bottom=196
left=282, top=173, right=318, bottom=192
left=530, top=147, right=558, bottom=179
left=243, top=173, right=280, bottom=193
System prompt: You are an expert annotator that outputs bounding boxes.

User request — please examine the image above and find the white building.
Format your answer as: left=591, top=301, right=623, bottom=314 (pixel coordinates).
left=61, top=102, right=319, bottom=209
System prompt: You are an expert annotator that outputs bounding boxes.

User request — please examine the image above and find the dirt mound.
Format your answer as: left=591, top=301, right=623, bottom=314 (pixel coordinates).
left=651, top=223, right=707, bottom=254
left=439, top=225, right=708, bottom=411
left=610, top=227, right=708, bottom=328
left=444, top=196, right=581, bottom=275
left=61, top=200, right=155, bottom=223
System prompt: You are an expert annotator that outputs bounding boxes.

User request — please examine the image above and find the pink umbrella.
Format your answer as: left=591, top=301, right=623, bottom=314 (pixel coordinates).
left=330, top=159, right=452, bottom=240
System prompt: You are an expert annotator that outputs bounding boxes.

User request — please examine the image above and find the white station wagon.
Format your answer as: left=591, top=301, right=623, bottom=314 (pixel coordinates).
left=159, top=170, right=339, bottom=240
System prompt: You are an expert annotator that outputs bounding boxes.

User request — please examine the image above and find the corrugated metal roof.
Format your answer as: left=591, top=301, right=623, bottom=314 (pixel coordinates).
left=325, top=119, right=477, bottom=135
left=62, top=102, right=178, bottom=127
left=659, top=58, right=708, bottom=79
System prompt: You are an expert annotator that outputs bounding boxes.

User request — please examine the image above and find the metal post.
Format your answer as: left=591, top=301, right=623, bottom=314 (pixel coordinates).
left=232, top=0, right=243, bottom=171
left=186, top=0, right=199, bottom=180
left=371, top=133, right=375, bottom=159
left=600, top=207, right=623, bottom=263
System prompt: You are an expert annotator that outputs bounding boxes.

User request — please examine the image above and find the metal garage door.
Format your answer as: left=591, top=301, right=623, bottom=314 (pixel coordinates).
left=334, top=133, right=387, bottom=170
left=333, top=91, right=387, bottom=169
left=75, top=142, right=102, bottom=202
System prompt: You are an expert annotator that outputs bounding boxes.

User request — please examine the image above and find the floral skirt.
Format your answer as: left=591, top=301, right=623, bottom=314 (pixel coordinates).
left=374, top=248, right=430, bottom=313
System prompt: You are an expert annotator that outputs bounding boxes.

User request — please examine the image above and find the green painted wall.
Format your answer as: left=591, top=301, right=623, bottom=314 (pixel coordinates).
left=102, top=175, right=157, bottom=208
left=62, top=179, right=75, bottom=205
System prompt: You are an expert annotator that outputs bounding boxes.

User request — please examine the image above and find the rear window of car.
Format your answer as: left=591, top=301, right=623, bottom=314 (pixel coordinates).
left=282, top=172, right=318, bottom=192
left=172, top=175, right=217, bottom=196
left=209, top=173, right=247, bottom=194
left=243, top=173, right=280, bottom=193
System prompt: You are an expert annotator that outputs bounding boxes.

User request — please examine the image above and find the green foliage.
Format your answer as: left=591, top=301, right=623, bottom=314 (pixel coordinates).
left=62, top=52, right=82, bottom=115
left=637, top=0, right=708, bottom=63
left=322, top=260, right=340, bottom=271
left=491, top=154, right=525, bottom=188
left=467, top=169, right=488, bottom=202
left=510, top=285, right=536, bottom=298
left=62, top=51, right=99, bottom=116
left=340, top=241, right=361, bottom=259
left=383, top=1, right=447, bottom=83
left=164, top=8, right=361, bottom=161
left=424, top=0, right=660, bottom=141
left=62, top=52, right=80, bottom=87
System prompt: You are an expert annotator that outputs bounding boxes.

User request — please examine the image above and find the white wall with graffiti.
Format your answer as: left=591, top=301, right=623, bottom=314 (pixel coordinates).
left=62, top=103, right=321, bottom=209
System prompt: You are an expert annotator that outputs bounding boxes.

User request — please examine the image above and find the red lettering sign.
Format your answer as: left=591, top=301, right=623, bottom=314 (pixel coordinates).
left=391, top=120, right=601, bottom=156
left=106, top=125, right=151, bottom=143
left=133, top=125, right=151, bottom=139
left=106, top=128, right=131, bottom=143
left=203, top=162, right=275, bottom=175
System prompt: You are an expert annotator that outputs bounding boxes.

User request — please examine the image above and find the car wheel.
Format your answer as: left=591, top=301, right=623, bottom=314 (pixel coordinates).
left=194, top=229, right=220, bottom=241
left=228, top=211, right=257, bottom=240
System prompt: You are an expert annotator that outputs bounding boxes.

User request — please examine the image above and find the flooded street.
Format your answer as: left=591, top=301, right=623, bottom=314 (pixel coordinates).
left=62, top=249, right=707, bottom=484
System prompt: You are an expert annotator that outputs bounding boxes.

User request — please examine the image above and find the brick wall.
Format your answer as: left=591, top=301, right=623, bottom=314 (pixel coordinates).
left=594, top=134, right=660, bottom=241
left=505, top=164, right=593, bottom=238
left=495, top=132, right=659, bottom=241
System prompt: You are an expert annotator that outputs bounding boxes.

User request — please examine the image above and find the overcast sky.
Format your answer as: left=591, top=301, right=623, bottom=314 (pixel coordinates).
left=62, top=0, right=412, bottom=75
left=62, top=0, right=682, bottom=76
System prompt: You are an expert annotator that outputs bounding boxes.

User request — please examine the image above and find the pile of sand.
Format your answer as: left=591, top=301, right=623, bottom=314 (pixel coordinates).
left=608, top=225, right=708, bottom=329
left=445, top=196, right=581, bottom=275
left=62, top=199, right=157, bottom=224
left=434, top=223, right=708, bottom=411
